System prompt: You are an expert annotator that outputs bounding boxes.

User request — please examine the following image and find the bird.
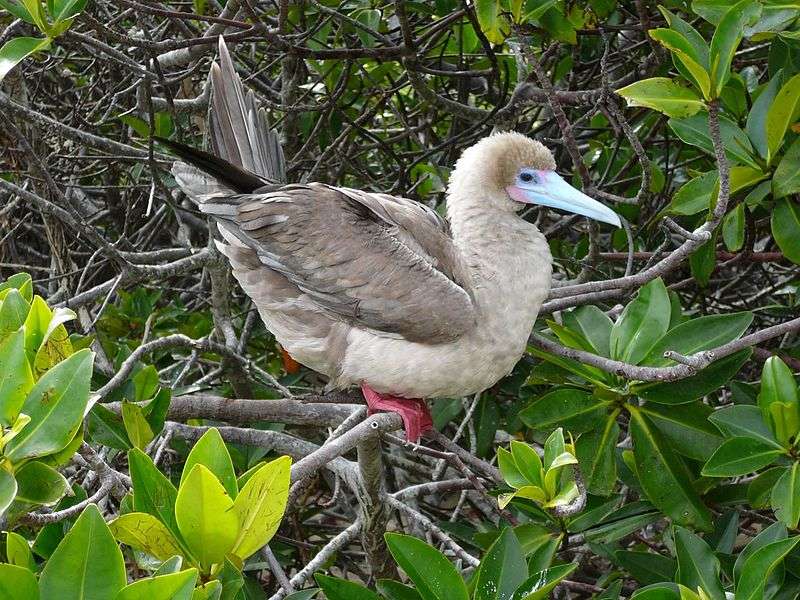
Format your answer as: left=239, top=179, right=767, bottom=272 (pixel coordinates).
left=159, top=38, right=621, bottom=442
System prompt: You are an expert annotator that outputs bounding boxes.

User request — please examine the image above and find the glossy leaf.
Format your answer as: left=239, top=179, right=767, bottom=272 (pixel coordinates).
left=115, top=569, right=198, bottom=600
left=128, top=448, right=180, bottom=542
left=674, top=527, right=724, bottom=600
left=39, top=504, right=126, bottom=600
left=231, top=455, right=290, bottom=560
left=702, top=437, right=784, bottom=477
left=734, top=537, right=800, bottom=600
left=771, top=197, right=800, bottom=265
left=770, top=463, right=800, bottom=528
left=575, top=412, right=619, bottom=496
left=634, top=349, right=751, bottom=404
left=175, top=464, right=239, bottom=572
left=0, top=467, right=17, bottom=516
left=180, top=427, right=237, bottom=499
left=708, top=404, right=780, bottom=446
left=562, top=305, right=612, bottom=357
left=610, top=278, right=670, bottom=365
left=110, top=512, right=184, bottom=561
left=766, top=72, right=800, bottom=163
left=758, top=356, right=800, bottom=445
left=615, top=550, right=676, bottom=585
left=639, top=403, right=722, bottom=462
left=121, top=402, right=154, bottom=450
left=5, top=348, right=94, bottom=462
left=510, top=564, right=577, bottom=600
left=745, top=72, right=782, bottom=159
left=773, top=136, right=800, bottom=199
left=722, top=204, right=745, bottom=251
left=629, top=408, right=712, bottom=531
left=314, top=574, right=378, bottom=600
left=0, top=36, right=51, bottom=84
left=642, top=312, right=752, bottom=367
left=520, top=388, right=608, bottom=434
left=376, top=580, right=421, bottom=600
left=649, top=29, right=710, bottom=98
left=668, top=113, right=760, bottom=169
left=6, top=530, right=35, bottom=571
left=473, top=528, right=527, bottom=600
left=0, top=328, right=34, bottom=426
left=616, top=78, right=705, bottom=118
left=708, top=1, right=760, bottom=96
left=14, top=460, right=70, bottom=505
left=384, top=533, right=469, bottom=600
left=0, top=289, right=29, bottom=339
left=0, top=563, right=38, bottom=600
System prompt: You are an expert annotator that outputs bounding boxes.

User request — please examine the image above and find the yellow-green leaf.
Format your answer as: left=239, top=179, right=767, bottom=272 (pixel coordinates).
left=175, top=464, right=239, bottom=572
left=109, top=512, right=183, bottom=562
left=616, top=78, right=705, bottom=118
left=231, top=455, right=291, bottom=561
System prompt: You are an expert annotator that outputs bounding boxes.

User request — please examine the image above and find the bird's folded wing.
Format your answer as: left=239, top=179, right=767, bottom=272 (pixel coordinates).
left=222, top=183, right=477, bottom=344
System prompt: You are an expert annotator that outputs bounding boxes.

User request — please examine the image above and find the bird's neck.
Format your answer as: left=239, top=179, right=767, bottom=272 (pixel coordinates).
left=447, top=199, right=553, bottom=327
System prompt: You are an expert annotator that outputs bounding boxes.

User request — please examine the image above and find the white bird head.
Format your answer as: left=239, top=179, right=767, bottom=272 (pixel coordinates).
left=447, top=131, right=621, bottom=228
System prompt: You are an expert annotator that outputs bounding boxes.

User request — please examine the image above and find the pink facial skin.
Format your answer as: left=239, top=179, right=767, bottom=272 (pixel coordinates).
left=505, top=170, right=552, bottom=204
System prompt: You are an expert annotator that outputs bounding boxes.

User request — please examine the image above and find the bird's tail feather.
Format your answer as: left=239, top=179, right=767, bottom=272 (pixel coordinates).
left=159, top=37, right=285, bottom=215
left=209, top=37, right=286, bottom=183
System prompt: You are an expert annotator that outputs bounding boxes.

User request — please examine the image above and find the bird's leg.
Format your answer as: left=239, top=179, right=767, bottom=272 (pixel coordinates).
left=360, top=383, right=433, bottom=443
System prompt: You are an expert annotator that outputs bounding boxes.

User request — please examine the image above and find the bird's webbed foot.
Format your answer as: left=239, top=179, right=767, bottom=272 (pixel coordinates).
left=360, top=383, right=433, bottom=443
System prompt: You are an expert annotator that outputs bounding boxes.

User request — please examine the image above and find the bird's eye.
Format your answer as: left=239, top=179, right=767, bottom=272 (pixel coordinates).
left=519, top=172, right=536, bottom=184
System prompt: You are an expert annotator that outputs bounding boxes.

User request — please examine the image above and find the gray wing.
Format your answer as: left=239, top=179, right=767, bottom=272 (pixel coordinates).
left=216, top=183, right=477, bottom=344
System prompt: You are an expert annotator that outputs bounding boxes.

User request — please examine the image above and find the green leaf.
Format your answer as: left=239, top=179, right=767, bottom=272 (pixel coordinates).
left=0, top=467, right=17, bottom=516
left=771, top=463, right=800, bottom=528
left=610, top=278, right=671, bottom=365
left=708, top=1, right=761, bottom=96
left=474, top=0, right=507, bottom=44
left=88, top=404, right=131, bottom=450
left=0, top=273, right=32, bottom=301
left=115, top=569, right=198, bottom=600
left=181, top=428, right=237, bottom=499
left=0, top=328, right=34, bottom=426
left=230, top=455, right=291, bottom=561
left=634, top=349, right=751, bottom=404
left=376, top=580, right=421, bottom=600
left=575, top=412, right=619, bottom=496
left=0, top=37, right=51, bottom=84
left=0, top=0, right=35, bottom=23
left=562, top=305, right=613, bottom=357
left=14, top=460, right=70, bottom=505
left=473, top=528, right=527, bottom=600
left=745, top=72, right=782, bottom=159
left=771, top=197, right=800, bottom=264
left=674, top=527, right=725, bottom=600
left=702, top=437, right=784, bottom=477
left=629, top=407, right=712, bottom=531
left=175, top=464, right=239, bottom=572
left=0, top=563, right=38, bottom=600
left=689, top=231, right=716, bottom=287
left=128, top=448, right=181, bottom=542
left=509, top=440, right=544, bottom=487
left=615, top=550, right=676, bottom=585
left=109, top=512, right=184, bottom=562
left=665, top=171, right=718, bottom=216
left=39, top=504, right=127, bottom=600
left=51, top=0, right=88, bottom=21
left=616, top=78, right=705, bottom=118
left=22, top=295, right=49, bottom=362
left=509, top=564, right=577, bottom=600
left=384, top=533, right=469, bottom=600
left=122, top=401, right=154, bottom=450
left=668, top=113, right=760, bottom=169
left=639, top=403, right=722, bottom=462
left=0, top=289, right=29, bottom=339
left=314, top=574, right=378, bottom=600
left=734, top=537, right=800, bottom=600
left=709, top=404, right=781, bottom=447
left=766, top=72, right=800, bottom=163
left=498, top=447, right=530, bottom=489
left=520, top=388, right=608, bottom=434
left=659, top=6, right=709, bottom=65
left=758, top=356, right=800, bottom=445
left=5, top=348, right=94, bottom=462
left=642, top=312, right=753, bottom=367
left=748, top=467, right=785, bottom=508
left=773, top=137, right=800, bottom=199
left=6, top=530, right=35, bottom=571
left=722, top=204, right=745, bottom=251
left=649, top=29, right=711, bottom=99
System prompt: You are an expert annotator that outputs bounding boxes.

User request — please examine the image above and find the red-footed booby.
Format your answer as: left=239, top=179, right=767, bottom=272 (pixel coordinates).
left=160, top=38, right=620, bottom=441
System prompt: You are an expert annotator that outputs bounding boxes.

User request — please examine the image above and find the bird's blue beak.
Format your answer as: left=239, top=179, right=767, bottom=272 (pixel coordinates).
left=507, top=171, right=621, bottom=228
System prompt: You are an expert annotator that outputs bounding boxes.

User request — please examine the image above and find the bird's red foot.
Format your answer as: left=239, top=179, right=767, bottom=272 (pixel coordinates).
left=360, top=383, right=433, bottom=443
